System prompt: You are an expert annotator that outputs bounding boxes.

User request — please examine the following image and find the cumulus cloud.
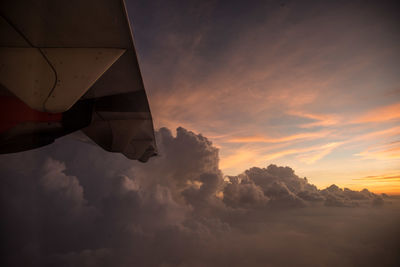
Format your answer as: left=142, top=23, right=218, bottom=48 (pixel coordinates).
left=0, top=127, right=399, bottom=267
left=222, top=164, right=386, bottom=210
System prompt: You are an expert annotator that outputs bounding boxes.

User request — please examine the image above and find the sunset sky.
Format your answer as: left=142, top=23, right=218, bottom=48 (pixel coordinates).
left=128, top=0, right=400, bottom=194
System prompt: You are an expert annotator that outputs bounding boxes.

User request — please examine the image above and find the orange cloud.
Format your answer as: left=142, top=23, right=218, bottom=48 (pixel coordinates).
left=219, top=148, right=260, bottom=171
left=350, top=126, right=400, bottom=143
left=355, top=141, right=400, bottom=160
left=288, top=111, right=340, bottom=128
left=352, top=102, right=400, bottom=124
left=226, top=131, right=330, bottom=144
left=296, top=142, right=344, bottom=164
left=354, top=174, right=400, bottom=181
left=350, top=172, right=400, bottom=195
left=220, top=141, right=344, bottom=174
left=260, top=140, right=346, bottom=164
left=348, top=184, right=400, bottom=195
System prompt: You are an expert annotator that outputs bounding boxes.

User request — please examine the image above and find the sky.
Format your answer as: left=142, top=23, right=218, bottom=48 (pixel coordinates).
left=127, top=0, right=400, bottom=194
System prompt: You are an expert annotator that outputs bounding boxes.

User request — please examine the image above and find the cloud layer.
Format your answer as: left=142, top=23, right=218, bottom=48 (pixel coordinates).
left=1, top=127, right=399, bottom=267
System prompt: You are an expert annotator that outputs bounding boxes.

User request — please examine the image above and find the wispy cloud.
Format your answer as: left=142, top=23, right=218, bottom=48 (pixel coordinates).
left=351, top=172, right=400, bottom=194
left=352, top=102, right=400, bottom=124
left=350, top=126, right=400, bottom=143
left=226, top=130, right=330, bottom=144
left=354, top=174, right=400, bottom=181
left=288, top=111, right=341, bottom=128
left=296, top=142, right=344, bottom=164
left=220, top=141, right=345, bottom=173
left=355, top=141, right=400, bottom=160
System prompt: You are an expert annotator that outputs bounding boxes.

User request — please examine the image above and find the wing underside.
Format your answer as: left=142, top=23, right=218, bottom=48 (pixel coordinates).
left=0, top=0, right=157, bottom=161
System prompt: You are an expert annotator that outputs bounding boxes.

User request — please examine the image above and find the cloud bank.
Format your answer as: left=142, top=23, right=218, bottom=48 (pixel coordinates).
left=1, top=127, right=399, bottom=267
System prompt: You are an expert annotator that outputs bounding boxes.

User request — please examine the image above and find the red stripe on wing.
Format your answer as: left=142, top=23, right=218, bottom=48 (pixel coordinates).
left=0, top=96, right=62, bottom=133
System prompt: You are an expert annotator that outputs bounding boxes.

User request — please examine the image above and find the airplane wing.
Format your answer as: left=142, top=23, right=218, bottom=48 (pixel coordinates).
left=0, top=0, right=157, bottom=162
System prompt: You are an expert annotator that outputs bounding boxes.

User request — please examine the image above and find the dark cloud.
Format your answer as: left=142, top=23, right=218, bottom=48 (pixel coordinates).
left=1, top=127, right=399, bottom=267
left=224, top=164, right=385, bottom=209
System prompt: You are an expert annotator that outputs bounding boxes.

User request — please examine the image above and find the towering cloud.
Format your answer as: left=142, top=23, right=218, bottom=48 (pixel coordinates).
left=0, top=128, right=399, bottom=267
